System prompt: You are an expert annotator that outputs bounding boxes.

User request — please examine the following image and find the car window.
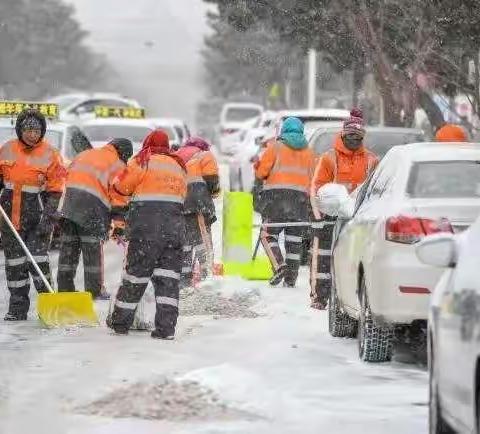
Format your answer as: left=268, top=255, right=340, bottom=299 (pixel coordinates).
left=311, top=131, right=338, bottom=155
left=368, top=162, right=397, bottom=199
left=364, top=132, right=424, bottom=158
left=174, top=126, right=184, bottom=141
left=407, top=161, right=480, bottom=198
left=72, top=99, right=130, bottom=115
left=353, top=171, right=376, bottom=214
left=225, top=107, right=262, bottom=122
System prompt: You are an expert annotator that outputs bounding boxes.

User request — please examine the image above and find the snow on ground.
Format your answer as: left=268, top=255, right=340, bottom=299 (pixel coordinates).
left=0, top=165, right=428, bottom=433
left=0, top=244, right=427, bottom=433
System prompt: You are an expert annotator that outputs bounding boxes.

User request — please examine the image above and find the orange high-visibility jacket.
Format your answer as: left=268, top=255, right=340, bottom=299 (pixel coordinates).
left=255, top=140, right=316, bottom=194
left=184, top=149, right=219, bottom=219
left=0, top=139, right=65, bottom=230
left=59, top=144, right=127, bottom=238
left=114, top=153, right=187, bottom=239
left=311, top=134, right=378, bottom=197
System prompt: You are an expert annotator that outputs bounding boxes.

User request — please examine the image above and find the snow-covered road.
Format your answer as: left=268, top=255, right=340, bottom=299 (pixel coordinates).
left=0, top=240, right=428, bottom=434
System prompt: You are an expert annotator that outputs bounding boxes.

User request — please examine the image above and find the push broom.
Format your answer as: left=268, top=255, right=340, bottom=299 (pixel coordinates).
left=0, top=204, right=98, bottom=327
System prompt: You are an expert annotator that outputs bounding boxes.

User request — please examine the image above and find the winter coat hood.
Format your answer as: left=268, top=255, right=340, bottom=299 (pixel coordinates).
left=136, top=129, right=186, bottom=171
left=279, top=117, right=307, bottom=150
left=334, top=133, right=365, bottom=156
left=184, top=136, right=210, bottom=151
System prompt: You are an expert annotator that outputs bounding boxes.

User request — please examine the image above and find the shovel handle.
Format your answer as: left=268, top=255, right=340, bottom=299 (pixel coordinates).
left=0, top=204, right=54, bottom=293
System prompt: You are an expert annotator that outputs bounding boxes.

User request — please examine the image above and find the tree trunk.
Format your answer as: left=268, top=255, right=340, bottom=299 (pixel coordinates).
left=382, top=91, right=404, bottom=126
left=352, top=56, right=366, bottom=107
left=417, top=89, right=445, bottom=131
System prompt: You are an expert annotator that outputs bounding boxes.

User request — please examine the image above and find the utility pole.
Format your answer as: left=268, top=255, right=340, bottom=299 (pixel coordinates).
left=307, top=49, right=317, bottom=109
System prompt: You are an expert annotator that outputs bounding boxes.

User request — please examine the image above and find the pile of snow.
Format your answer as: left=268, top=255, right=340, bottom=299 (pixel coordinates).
left=180, top=286, right=261, bottom=318
left=76, top=378, right=257, bottom=421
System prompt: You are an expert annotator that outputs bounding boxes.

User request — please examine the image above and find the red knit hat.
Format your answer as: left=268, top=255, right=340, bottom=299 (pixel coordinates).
left=343, top=108, right=366, bottom=136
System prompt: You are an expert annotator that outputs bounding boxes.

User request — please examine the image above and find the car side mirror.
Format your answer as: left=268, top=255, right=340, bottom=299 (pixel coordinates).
left=316, top=183, right=354, bottom=219
left=416, top=234, right=458, bottom=268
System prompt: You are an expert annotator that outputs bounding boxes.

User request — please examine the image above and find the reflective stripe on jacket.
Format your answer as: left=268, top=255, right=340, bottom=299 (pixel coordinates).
left=59, top=144, right=127, bottom=238
left=0, top=139, right=65, bottom=230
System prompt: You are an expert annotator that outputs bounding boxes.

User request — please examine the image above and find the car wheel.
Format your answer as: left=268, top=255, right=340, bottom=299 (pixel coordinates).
left=429, top=347, right=454, bottom=433
left=329, top=284, right=358, bottom=338
left=358, top=276, right=393, bottom=362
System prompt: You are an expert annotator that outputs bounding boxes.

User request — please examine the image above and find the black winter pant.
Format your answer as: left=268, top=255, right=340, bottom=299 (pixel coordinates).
left=181, top=213, right=213, bottom=284
left=57, top=219, right=104, bottom=297
left=111, top=237, right=183, bottom=335
left=260, top=219, right=304, bottom=285
left=1, top=225, right=52, bottom=316
left=310, top=216, right=337, bottom=305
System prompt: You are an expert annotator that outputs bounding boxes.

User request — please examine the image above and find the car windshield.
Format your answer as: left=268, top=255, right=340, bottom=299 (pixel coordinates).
left=312, top=130, right=424, bottom=157
left=407, top=161, right=480, bottom=198
left=225, top=107, right=262, bottom=122
left=49, top=95, right=84, bottom=110
left=0, top=126, right=63, bottom=149
left=83, top=125, right=152, bottom=143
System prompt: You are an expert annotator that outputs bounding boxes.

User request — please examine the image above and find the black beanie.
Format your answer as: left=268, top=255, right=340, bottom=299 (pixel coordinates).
left=109, top=138, right=133, bottom=163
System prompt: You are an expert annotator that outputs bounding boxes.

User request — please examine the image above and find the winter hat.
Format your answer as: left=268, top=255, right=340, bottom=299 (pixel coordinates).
left=15, top=109, right=47, bottom=144
left=70, top=126, right=92, bottom=155
left=435, top=124, right=467, bottom=142
left=109, top=138, right=133, bottom=164
left=184, top=136, right=211, bottom=151
left=136, top=129, right=186, bottom=170
left=343, top=108, right=365, bottom=137
left=279, top=117, right=307, bottom=149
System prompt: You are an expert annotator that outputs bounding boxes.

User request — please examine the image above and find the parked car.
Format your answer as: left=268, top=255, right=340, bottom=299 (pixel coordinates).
left=417, top=217, right=480, bottom=433
left=217, top=102, right=264, bottom=155
left=263, top=108, right=350, bottom=141
left=81, top=118, right=156, bottom=154
left=150, top=117, right=191, bottom=145
left=51, top=93, right=141, bottom=123
left=319, top=142, right=480, bottom=363
left=309, top=126, right=427, bottom=158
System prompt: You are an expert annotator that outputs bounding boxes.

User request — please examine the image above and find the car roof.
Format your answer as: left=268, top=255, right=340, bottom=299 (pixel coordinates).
left=222, top=102, right=264, bottom=110
left=150, top=117, right=186, bottom=126
left=81, top=118, right=156, bottom=128
left=392, top=142, right=480, bottom=162
left=276, top=108, right=350, bottom=119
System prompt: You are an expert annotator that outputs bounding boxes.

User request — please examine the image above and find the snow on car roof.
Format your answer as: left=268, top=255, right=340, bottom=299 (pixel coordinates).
left=276, top=108, right=350, bottom=119
left=393, top=142, right=480, bottom=162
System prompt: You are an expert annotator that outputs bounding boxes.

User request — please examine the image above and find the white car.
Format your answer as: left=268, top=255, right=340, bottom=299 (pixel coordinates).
left=81, top=118, right=156, bottom=154
left=51, top=93, right=141, bottom=123
left=0, top=119, right=80, bottom=161
left=217, top=102, right=264, bottom=155
left=263, top=108, right=350, bottom=141
left=417, top=218, right=480, bottom=433
left=322, top=142, right=480, bottom=363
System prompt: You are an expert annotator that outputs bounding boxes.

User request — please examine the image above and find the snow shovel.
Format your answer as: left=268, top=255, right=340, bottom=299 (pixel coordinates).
left=0, top=204, right=98, bottom=328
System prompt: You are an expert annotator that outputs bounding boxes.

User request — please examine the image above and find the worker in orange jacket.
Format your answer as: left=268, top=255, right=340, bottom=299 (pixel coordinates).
left=57, top=137, right=132, bottom=299
left=435, top=124, right=468, bottom=142
left=310, top=109, right=378, bottom=309
left=0, top=109, right=66, bottom=320
left=255, top=117, right=316, bottom=287
left=110, top=130, right=187, bottom=339
left=175, top=137, right=219, bottom=285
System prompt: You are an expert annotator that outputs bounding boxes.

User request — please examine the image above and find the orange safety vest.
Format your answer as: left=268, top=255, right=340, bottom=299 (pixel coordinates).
left=115, top=154, right=187, bottom=204
left=185, top=150, right=218, bottom=186
left=311, top=134, right=378, bottom=195
left=0, top=139, right=65, bottom=229
left=62, top=144, right=127, bottom=210
left=255, top=140, right=315, bottom=193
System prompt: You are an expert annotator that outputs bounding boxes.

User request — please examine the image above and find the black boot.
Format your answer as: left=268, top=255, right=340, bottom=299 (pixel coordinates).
left=151, top=329, right=175, bottom=340
left=113, top=326, right=129, bottom=335
left=269, top=264, right=287, bottom=286
left=4, top=312, right=28, bottom=321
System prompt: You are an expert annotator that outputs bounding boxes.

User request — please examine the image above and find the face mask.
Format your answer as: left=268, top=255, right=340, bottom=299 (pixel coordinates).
left=343, top=135, right=363, bottom=151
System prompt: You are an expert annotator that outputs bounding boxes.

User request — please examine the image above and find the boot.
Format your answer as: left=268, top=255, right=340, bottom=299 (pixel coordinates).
left=4, top=312, right=28, bottom=321
left=151, top=329, right=175, bottom=340
left=113, top=326, right=129, bottom=335
left=269, top=264, right=287, bottom=286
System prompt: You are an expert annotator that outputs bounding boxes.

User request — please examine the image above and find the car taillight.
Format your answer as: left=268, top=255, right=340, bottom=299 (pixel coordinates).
left=385, top=216, right=453, bottom=244
left=222, top=128, right=238, bottom=135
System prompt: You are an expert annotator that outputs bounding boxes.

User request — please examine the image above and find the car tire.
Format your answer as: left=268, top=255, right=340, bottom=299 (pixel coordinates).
left=358, top=276, right=393, bottom=362
left=429, top=347, right=454, bottom=433
left=329, top=284, right=358, bottom=338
